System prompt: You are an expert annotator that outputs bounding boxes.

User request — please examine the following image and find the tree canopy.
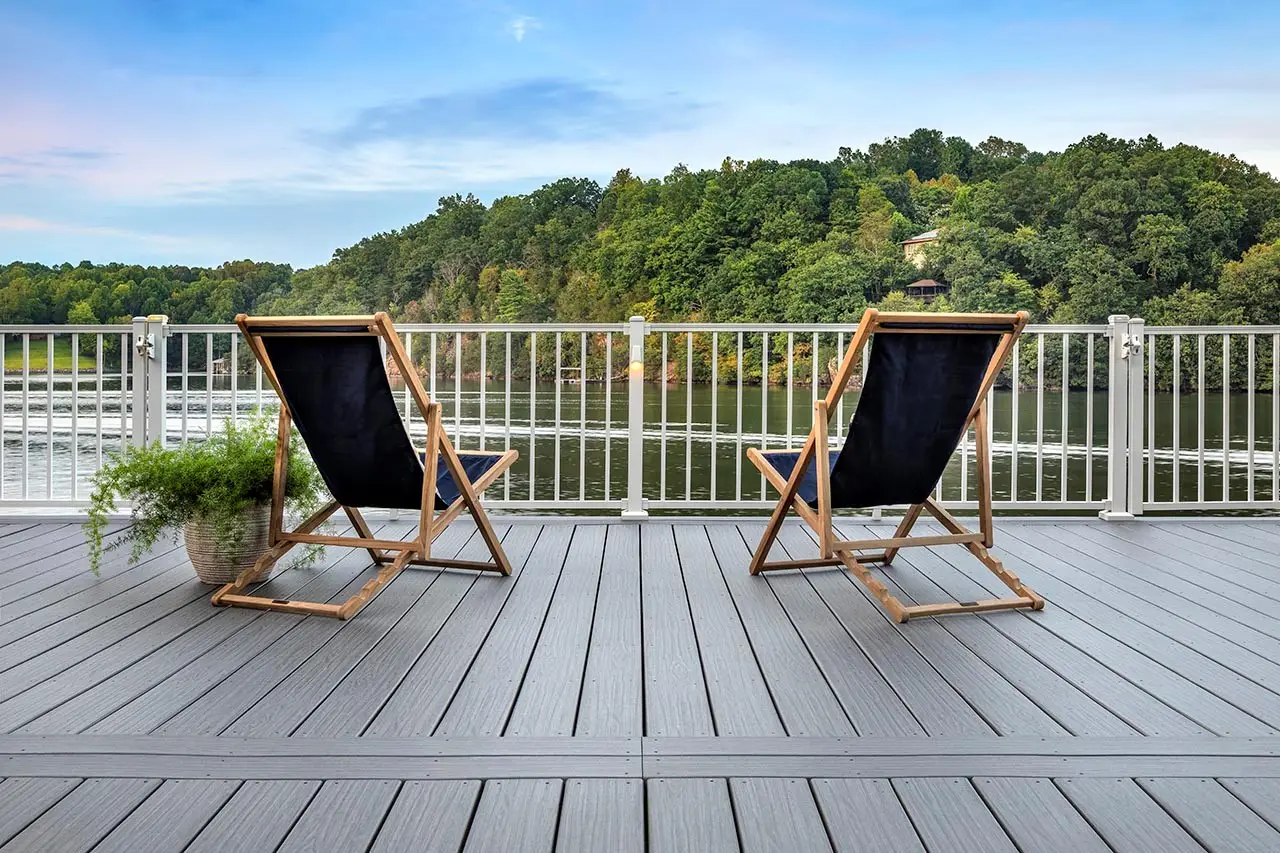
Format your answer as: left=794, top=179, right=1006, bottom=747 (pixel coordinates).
left=3, top=130, right=1278, bottom=328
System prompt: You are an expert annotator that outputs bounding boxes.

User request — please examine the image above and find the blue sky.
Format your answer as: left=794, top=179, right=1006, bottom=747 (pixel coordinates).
left=2, top=0, right=1277, bottom=268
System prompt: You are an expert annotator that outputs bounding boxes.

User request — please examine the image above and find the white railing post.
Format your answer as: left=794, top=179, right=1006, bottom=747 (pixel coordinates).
left=623, top=316, right=648, bottom=519
left=131, top=314, right=168, bottom=448
left=1101, top=314, right=1140, bottom=519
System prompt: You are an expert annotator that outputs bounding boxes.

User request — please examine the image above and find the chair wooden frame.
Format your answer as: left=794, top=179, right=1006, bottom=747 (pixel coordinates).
left=745, top=309, right=1044, bottom=623
left=210, top=312, right=517, bottom=620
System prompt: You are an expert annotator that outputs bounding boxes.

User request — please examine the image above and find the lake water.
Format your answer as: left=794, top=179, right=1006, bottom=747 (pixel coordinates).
left=2, top=374, right=1276, bottom=508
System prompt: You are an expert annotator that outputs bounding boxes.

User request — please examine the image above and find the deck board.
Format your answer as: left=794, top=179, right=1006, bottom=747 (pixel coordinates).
left=390, top=524, right=569, bottom=736
left=703, top=523, right=855, bottom=736
left=879, top=541, right=1210, bottom=735
left=141, top=522, right=413, bottom=736
left=0, top=517, right=1277, bottom=851
left=0, top=554, right=191, bottom=645
left=219, top=524, right=476, bottom=737
left=1026, top=524, right=1280, bottom=648
left=640, top=524, right=715, bottom=736
left=292, top=524, right=535, bottom=737
left=1220, top=778, right=1280, bottom=830
left=731, top=777, right=833, bottom=853
left=975, top=777, right=1111, bottom=853
left=1060, top=523, right=1280, bottom=615
left=368, top=780, right=480, bottom=853
left=965, top=537, right=1280, bottom=731
left=647, top=778, right=739, bottom=853
left=461, top=779, right=562, bottom=853
left=1002, top=527, right=1280, bottom=694
left=671, top=523, right=785, bottom=735
left=0, top=777, right=83, bottom=847
left=504, top=524, right=607, bottom=735
left=794, top=525, right=995, bottom=735
left=90, top=779, right=241, bottom=853
left=1102, top=525, right=1280, bottom=602
left=183, top=780, right=322, bottom=853
left=555, top=778, right=644, bottom=853
left=864, top=545, right=1139, bottom=736
left=811, top=778, right=925, bottom=853
left=1140, top=777, right=1280, bottom=853
left=574, top=524, right=643, bottom=736
left=903, top=524, right=1277, bottom=736
left=815, top=525, right=1072, bottom=736
left=893, top=777, right=1018, bottom=853
left=0, top=777, right=160, bottom=853
left=277, top=779, right=400, bottom=853
left=1057, top=777, right=1207, bottom=852
left=759, top=525, right=925, bottom=736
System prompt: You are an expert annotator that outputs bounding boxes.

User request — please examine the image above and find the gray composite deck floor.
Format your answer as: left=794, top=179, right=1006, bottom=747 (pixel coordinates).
left=1, top=516, right=1280, bottom=851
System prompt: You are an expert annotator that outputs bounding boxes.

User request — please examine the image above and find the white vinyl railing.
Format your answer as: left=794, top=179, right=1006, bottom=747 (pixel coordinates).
left=1141, top=325, right=1280, bottom=511
left=2, top=315, right=1278, bottom=515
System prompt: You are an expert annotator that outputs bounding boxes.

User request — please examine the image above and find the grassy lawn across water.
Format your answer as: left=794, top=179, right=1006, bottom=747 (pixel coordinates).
left=3, top=336, right=98, bottom=372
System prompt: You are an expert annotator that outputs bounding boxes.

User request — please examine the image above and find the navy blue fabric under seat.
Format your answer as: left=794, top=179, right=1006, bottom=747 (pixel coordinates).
left=760, top=450, right=841, bottom=508
left=422, top=452, right=504, bottom=506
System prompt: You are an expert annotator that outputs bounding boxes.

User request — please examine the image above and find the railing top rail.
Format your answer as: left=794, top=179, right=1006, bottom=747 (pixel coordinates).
left=396, top=322, right=629, bottom=333
left=165, top=322, right=633, bottom=334
left=0, top=324, right=132, bottom=333
left=3, top=321, right=1276, bottom=336
left=1143, top=325, right=1280, bottom=335
left=5, top=321, right=1279, bottom=341
left=639, top=322, right=1112, bottom=334
left=169, top=324, right=238, bottom=333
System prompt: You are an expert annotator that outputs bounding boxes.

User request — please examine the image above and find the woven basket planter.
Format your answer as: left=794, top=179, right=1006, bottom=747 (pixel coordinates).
left=183, top=504, right=272, bottom=585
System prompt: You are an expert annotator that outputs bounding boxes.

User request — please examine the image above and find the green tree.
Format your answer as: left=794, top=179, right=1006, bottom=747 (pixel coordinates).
left=1219, top=240, right=1280, bottom=323
left=778, top=253, right=870, bottom=322
left=1057, top=247, right=1140, bottom=323
left=496, top=269, right=538, bottom=321
left=1131, top=213, right=1189, bottom=289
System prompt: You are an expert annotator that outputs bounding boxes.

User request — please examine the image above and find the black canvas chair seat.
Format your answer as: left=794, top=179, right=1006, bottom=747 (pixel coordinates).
left=210, top=313, right=518, bottom=621
left=745, top=309, right=1044, bottom=624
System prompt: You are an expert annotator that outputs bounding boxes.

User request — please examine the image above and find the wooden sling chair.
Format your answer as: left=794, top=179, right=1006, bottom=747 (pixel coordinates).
left=745, top=308, right=1045, bottom=623
left=210, top=313, right=517, bottom=620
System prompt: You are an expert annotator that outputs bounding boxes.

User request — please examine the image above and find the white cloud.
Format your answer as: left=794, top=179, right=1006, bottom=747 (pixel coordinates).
left=0, top=214, right=194, bottom=249
left=507, top=15, right=539, bottom=42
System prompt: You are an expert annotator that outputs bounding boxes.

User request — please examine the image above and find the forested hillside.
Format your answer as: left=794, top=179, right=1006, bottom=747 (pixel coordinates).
left=4, top=130, right=1279, bottom=327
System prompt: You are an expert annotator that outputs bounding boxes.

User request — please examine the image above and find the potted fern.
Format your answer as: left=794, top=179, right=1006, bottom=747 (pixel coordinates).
left=85, top=414, right=327, bottom=583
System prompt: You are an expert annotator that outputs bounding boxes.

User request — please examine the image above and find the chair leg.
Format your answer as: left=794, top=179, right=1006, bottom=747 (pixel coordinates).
left=749, top=493, right=796, bottom=575
left=878, top=498, right=1045, bottom=619
left=211, top=500, right=340, bottom=607
left=344, top=506, right=390, bottom=564
left=882, top=504, right=924, bottom=565
left=337, top=549, right=416, bottom=620
left=835, top=551, right=910, bottom=622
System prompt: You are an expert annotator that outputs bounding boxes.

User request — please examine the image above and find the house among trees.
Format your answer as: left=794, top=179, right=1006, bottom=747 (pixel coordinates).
left=901, top=229, right=939, bottom=268
left=904, top=278, right=948, bottom=303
